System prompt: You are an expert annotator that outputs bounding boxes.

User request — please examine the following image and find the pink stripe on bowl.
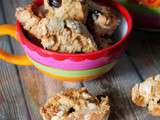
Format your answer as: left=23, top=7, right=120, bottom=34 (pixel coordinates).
left=23, top=45, right=122, bottom=70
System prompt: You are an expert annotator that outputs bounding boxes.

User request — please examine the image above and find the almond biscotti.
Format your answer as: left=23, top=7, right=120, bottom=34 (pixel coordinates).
left=15, top=0, right=119, bottom=54
left=132, top=75, right=160, bottom=116
left=40, top=88, right=110, bottom=120
left=44, top=0, right=88, bottom=23
left=16, top=4, right=97, bottom=53
left=87, top=0, right=119, bottom=37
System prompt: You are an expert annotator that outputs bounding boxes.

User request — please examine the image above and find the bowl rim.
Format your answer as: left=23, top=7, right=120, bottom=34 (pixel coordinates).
left=16, top=1, right=132, bottom=60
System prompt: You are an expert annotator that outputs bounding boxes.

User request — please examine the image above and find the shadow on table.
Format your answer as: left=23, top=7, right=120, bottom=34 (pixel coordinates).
left=126, top=29, right=160, bottom=81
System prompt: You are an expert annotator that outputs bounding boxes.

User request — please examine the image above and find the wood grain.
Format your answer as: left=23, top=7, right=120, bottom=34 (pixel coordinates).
left=1, top=0, right=160, bottom=120
left=1, top=0, right=64, bottom=120
left=127, top=30, right=160, bottom=80
left=61, top=31, right=159, bottom=118
left=83, top=55, right=144, bottom=120
left=0, top=2, right=30, bottom=120
left=83, top=30, right=160, bottom=120
left=126, top=30, right=160, bottom=120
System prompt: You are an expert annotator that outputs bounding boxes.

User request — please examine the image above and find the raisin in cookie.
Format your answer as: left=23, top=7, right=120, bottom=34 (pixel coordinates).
left=87, top=1, right=119, bottom=37
left=132, top=75, right=160, bottom=116
left=44, top=0, right=88, bottom=23
left=40, top=88, right=110, bottom=120
left=16, top=4, right=97, bottom=53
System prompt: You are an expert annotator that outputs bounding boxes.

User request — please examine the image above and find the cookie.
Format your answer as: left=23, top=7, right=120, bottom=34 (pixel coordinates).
left=87, top=1, right=119, bottom=37
left=44, top=0, right=88, bottom=23
left=132, top=75, right=160, bottom=116
left=40, top=88, right=110, bottom=120
left=16, top=4, right=97, bottom=53
left=16, top=4, right=41, bottom=33
left=40, top=19, right=98, bottom=53
left=96, top=37, right=114, bottom=49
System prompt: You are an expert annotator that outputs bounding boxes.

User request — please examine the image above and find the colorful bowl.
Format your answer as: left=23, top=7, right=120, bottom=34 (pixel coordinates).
left=118, top=0, right=160, bottom=30
left=0, top=0, right=132, bottom=82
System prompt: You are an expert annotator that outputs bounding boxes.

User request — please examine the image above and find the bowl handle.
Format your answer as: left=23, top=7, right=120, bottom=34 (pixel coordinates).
left=0, top=24, right=32, bottom=66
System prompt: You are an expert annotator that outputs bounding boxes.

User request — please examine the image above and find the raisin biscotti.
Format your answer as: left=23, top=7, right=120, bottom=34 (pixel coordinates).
left=16, top=4, right=97, bottom=53
left=87, top=0, right=119, bottom=37
left=132, top=75, right=160, bottom=116
left=44, top=0, right=88, bottom=23
left=40, top=88, right=110, bottom=120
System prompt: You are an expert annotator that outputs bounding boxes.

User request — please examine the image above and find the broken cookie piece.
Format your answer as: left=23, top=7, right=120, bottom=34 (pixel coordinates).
left=87, top=1, right=119, bottom=37
left=16, top=4, right=97, bottom=53
left=40, top=88, right=110, bottom=120
left=132, top=75, right=160, bottom=116
left=95, top=37, right=114, bottom=49
left=44, top=0, right=88, bottom=23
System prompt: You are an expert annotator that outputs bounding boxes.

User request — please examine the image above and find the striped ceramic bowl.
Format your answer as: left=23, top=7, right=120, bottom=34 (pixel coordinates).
left=0, top=0, right=132, bottom=82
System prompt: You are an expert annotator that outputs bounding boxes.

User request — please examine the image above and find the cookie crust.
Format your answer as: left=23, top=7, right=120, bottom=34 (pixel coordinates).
left=40, top=88, right=110, bottom=120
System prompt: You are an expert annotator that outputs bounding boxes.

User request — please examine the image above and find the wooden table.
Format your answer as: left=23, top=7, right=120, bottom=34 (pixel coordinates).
left=0, top=0, right=160, bottom=120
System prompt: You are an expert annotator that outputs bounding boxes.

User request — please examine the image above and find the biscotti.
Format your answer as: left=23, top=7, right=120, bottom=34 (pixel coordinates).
left=16, top=4, right=97, bottom=53
left=16, top=0, right=119, bottom=53
left=132, top=75, right=160, bottom=116
left=44, top=0, right=88, bottom=23
left=40, top=88, right=110, bottom=120
left=87, top=0, right=119, bottom=37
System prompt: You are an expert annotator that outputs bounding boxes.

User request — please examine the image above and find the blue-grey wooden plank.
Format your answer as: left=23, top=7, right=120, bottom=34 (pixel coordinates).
left=0, top=1, right=30, bottom=120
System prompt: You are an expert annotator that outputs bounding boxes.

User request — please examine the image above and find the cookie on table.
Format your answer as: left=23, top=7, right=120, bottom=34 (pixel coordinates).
left=40, top=88, right=110, bottom=120
left=44, top=0, right=88, bottom=23
left=16, top=4, right=97, bottom=53
left=87, top=1, right=119, bottom=37
left=132, top=75, right=160, bottom=116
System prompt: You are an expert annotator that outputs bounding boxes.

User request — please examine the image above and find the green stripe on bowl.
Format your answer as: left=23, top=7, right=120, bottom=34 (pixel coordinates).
left=29, top=56, right=116, bottom=77
left=119, top=0, right=160, bottom=15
